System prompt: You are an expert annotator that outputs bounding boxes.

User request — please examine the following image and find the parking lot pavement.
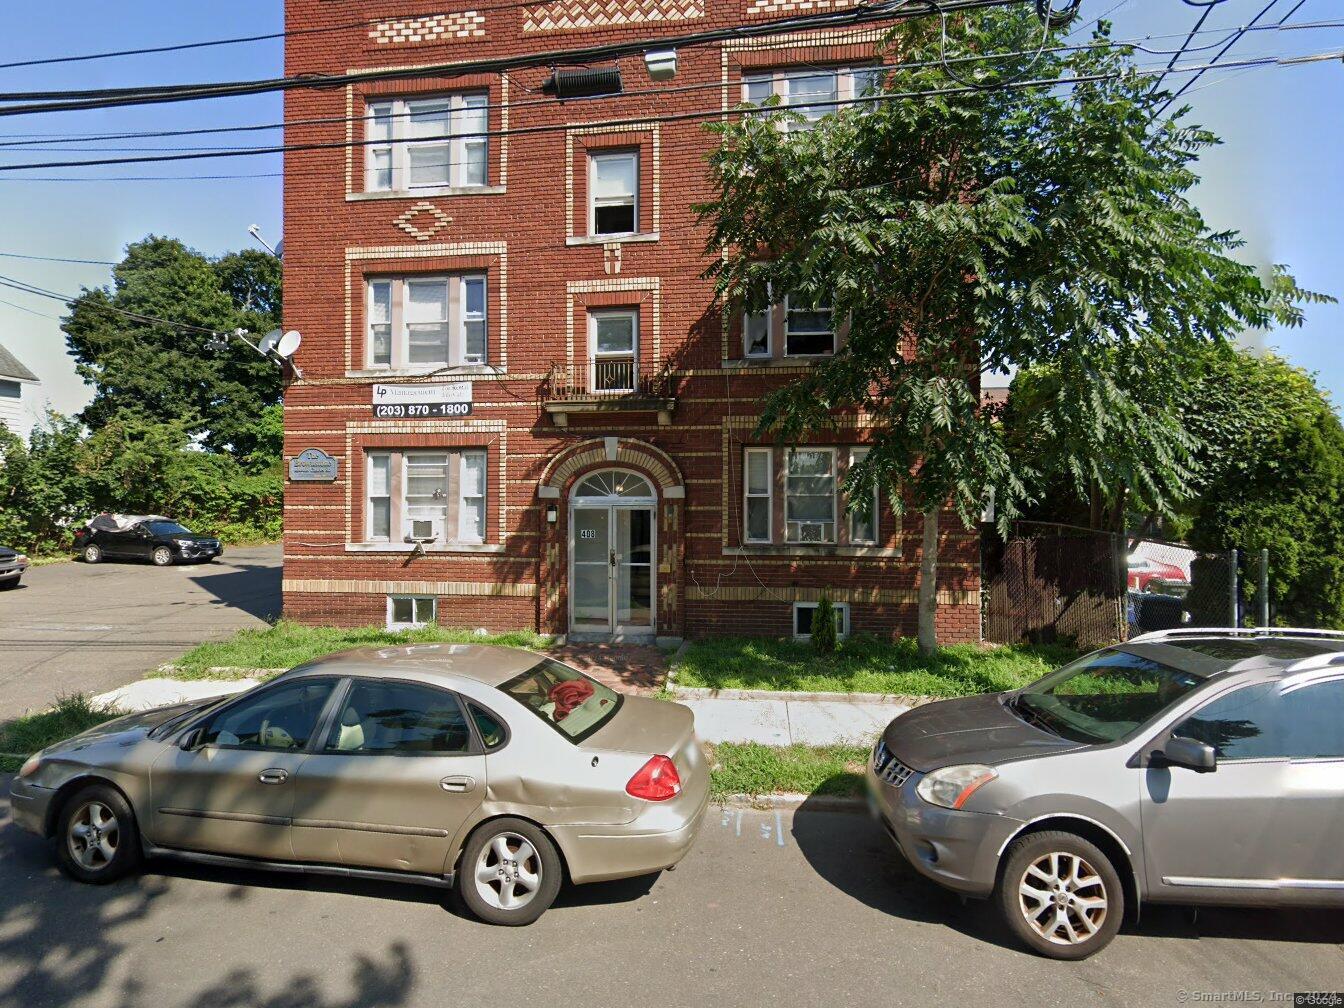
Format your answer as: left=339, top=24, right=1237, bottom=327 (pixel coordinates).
left=0, top=791, right=1337, bottom=1008
left=0, top=545, right=280, bottom=717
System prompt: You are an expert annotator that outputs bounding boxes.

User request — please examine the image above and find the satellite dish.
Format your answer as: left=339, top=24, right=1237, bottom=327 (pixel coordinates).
left=274, top=239, right=283, bottom=259
left=275, top=330, right=302, bottom=358
left=259, top=329, right=282, bottom=355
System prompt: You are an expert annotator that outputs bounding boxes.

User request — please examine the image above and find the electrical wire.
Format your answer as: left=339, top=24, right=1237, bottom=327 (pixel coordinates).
left=1157, top=0, right=1303, bottom=114
left=0, top=48, right=1311, bottom=177
left=0, top=0, right=578, bottom=72
left=0, top=273, right=220, bottom=334
left=0, top=0, right=1020, bottom=118
left=0, top=250, right=117, bottom=265
left=0, top=17, right=1336, bottom=151
left=1148, top=0, right=1231, bottom=96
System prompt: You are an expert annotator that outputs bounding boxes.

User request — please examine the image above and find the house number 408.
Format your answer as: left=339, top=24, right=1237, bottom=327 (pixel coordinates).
left=580, top=529, right=597, bottom=539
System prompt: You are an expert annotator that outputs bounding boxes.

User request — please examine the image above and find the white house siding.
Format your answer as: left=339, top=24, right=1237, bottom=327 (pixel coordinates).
left=0, top=378, right=36, bottom=442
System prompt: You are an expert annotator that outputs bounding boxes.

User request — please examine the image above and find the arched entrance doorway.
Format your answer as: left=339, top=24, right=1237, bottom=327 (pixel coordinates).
left=569, top=469, right=656, bottom=637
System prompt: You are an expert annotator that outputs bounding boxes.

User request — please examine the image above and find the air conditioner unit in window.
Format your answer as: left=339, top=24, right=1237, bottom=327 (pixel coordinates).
left=790, top=522, right=830, bottom=543
left=405, top=518, right=443, bottom=544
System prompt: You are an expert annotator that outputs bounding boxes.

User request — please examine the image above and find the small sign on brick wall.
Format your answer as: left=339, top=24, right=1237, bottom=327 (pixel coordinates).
left=288, top=448, right=340, bottom=482
left=372, top=381, right=473, bottom=419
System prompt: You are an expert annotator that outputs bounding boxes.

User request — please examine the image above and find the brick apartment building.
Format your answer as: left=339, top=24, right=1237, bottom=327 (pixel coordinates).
left=280, top=0, right=982, bottom=643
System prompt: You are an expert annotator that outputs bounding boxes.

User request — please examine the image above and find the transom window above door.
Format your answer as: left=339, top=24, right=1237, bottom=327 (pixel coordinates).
left=366, top=275, right=487, bottom=369
left=365, top=93, right=488, bottom=192
left=589, top=151, right=639, bottom=235
left=572, top=470, right=656, bottom=501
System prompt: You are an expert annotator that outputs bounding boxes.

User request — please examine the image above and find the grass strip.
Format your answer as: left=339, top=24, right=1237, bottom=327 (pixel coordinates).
left=673, top=635, right=1074, bottom=697
left=160, top=621, right=554, bottom=679
left=0, top=695, right=125, bottom=772
left=706, top=742, right=870, bottom=801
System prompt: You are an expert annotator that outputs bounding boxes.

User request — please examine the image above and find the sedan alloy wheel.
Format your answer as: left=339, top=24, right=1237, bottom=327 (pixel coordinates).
left=1017, top=851, right=1108, bottom=945
left=67, top=800, right=120, bottom=872
left=474, top=832, right=542, bottom=911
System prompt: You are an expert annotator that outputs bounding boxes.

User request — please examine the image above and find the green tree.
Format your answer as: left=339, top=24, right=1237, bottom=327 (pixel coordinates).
left=0, top=416, right=95, bottom=552
left=63, top=236, right=282, bottom=458
left=697, top=11, right=1311, bottom=652
left=1182, top=350, right=1344, bottom=628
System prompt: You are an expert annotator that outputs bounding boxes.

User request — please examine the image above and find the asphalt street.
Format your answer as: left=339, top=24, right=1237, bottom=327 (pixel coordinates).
left=0, top=545, right=281, bottom=716
left=0, top=793, right=1338, bottom=1008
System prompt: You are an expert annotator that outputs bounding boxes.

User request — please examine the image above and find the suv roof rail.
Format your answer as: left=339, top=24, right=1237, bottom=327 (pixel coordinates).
left=1129, top=626, right=1344, bottom=644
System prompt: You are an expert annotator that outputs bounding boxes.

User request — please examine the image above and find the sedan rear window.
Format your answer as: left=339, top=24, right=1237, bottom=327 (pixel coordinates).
left=1013, top=649, right=1206, bottom=744
left=498, top=659, right=622, bottom=743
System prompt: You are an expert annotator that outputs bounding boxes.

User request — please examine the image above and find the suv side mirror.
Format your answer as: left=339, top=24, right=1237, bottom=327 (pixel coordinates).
left=179, top=727, right=205, bottom=752
left=1161, top=735, right=1217, bottom=773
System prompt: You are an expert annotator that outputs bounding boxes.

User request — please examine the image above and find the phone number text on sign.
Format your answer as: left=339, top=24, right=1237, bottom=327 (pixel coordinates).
left=372, top=402, right=473, bottom=418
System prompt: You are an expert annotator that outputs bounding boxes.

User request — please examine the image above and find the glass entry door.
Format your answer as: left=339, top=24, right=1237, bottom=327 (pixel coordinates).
left=570, top=505, right=655, bottom=635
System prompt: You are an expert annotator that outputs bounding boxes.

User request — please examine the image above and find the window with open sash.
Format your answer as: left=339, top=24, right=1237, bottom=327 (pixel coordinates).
left=365, top=275, right=487, bottom=369
left=366, top=93, right=488, bottom=192
left=589, top=151, right=639, bottom=235
left=366, top=449, right=487, bottom=545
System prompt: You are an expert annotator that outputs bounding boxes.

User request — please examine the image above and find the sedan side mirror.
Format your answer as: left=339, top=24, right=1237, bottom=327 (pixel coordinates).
left=179, top=727, right=205, bottom=752
left=1161, top=735, right=1217, bottom=773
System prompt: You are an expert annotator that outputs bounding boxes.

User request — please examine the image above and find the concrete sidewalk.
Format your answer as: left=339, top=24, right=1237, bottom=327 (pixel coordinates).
left=94, top=677, right=907, bottom=747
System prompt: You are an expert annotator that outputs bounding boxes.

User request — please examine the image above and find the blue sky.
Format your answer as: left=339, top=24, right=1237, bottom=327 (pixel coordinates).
left=0, top=0, right=1339, bottom=419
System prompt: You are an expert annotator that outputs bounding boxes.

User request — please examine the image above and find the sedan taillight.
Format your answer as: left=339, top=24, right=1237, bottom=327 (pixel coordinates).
left=626, top=755, right=682, bottom=801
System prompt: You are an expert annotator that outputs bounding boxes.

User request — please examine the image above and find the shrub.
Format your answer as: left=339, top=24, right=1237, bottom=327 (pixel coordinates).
left=812, top=593, right=838, bottom=654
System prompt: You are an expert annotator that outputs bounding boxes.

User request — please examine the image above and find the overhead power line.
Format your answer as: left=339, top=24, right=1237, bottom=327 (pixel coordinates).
left=0, top=46, right=1325, bottom=177
left=0, top=0, right=1021, bottom=118
left=0, top=0, right=575, bottom=72
left=1158, top=0, right=1307, bottom=113
left=0, top=272, right=218, bottom=334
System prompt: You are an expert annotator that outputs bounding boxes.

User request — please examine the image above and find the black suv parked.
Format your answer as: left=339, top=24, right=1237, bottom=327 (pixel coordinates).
left=74, top=518, right=222, bottom=567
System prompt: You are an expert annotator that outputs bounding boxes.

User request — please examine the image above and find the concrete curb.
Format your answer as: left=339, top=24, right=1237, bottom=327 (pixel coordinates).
left=716, top=793, right=866, bottom=812
left=669, top=686, right=938, bottom=705
left=154, top=665, right=287, bottom=679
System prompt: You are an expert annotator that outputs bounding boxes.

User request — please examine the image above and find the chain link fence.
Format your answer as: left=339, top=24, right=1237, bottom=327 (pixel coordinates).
left=983, top=521, right=1242, bottom=649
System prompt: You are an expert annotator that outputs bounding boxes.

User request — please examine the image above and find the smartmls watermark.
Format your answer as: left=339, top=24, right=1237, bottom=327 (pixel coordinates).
left=1175, top=993, right=1343, bottom=1006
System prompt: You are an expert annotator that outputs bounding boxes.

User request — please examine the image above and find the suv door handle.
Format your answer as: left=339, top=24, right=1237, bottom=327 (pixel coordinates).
left=258, top=768, right=289, bottom=785
left=440, top=775, right=475, bottom=793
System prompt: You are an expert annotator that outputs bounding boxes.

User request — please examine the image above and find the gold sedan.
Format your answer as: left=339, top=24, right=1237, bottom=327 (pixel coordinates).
left=10, top=645, right=709, bottom=925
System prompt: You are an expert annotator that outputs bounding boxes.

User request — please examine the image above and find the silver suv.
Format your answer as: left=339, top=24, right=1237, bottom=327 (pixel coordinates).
left=867, top=628, right=1344, bottom=960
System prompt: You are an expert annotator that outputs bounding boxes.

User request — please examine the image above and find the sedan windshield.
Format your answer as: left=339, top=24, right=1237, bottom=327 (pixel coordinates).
left=1013, top=649, right=1206, bottom=745
left=146, top=521, right=192, bottom=536
left=498, top=658, right=622, bottom=742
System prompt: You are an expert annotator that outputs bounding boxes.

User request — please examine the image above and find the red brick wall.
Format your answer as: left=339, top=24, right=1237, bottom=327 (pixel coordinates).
left=281, top=1, right=983, bottom=641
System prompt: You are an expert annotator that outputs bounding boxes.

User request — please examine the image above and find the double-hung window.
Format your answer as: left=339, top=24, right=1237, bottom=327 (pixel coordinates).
left=743, top=281, right=772, bottom=358
left=589, top=151, right=638, bottom=235
left=365, top=449, right=488, bottom=546
left=366, top=93, right=488, bottom=192
left=589, top=309, right=638, bottom=393
left=744, top=448, right=773, bottom=543
left=785, top=448, right=837, bottom=543
left=365, top=275, right=488, bottom=369
left=847, top=447, right=879, bottom=544
left=784, top=294, right=835, bottom=356
left=742, top=67, right=880, bottom=129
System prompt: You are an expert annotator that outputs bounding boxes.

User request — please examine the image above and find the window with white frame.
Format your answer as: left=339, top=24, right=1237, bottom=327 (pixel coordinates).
left=793, top=601, right=849, bottom=639
left=589, top=151, right=638, bottom=235
left=589, top=309, right=638, bottom=393
left=786, top=448, right=837, bottom=543
left=742, top=67, right=884, bottom=129
left=388, top=595, right=437, bottom=629
left=366, top=93, right=488, bottom=192
left=785, top=293, right=835, bottom=356
left=365, top=449, right=488, bottom=545
left=744, top=447, right=772, bottom=543
left=365, top=274, right=488, bottom=369
left=743, top=281, right=772, bottom=358
left=847, top=447, right=879, bottom=544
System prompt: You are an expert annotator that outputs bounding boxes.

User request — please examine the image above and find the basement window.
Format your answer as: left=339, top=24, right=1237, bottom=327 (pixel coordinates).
left=388, top=595, right=436, bottom=630
left=793, top=601, right=849, bottom=641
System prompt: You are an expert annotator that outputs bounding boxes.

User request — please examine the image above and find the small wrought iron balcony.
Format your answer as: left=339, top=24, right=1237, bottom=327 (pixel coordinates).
left=544, top=359, right=677, bottom=426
